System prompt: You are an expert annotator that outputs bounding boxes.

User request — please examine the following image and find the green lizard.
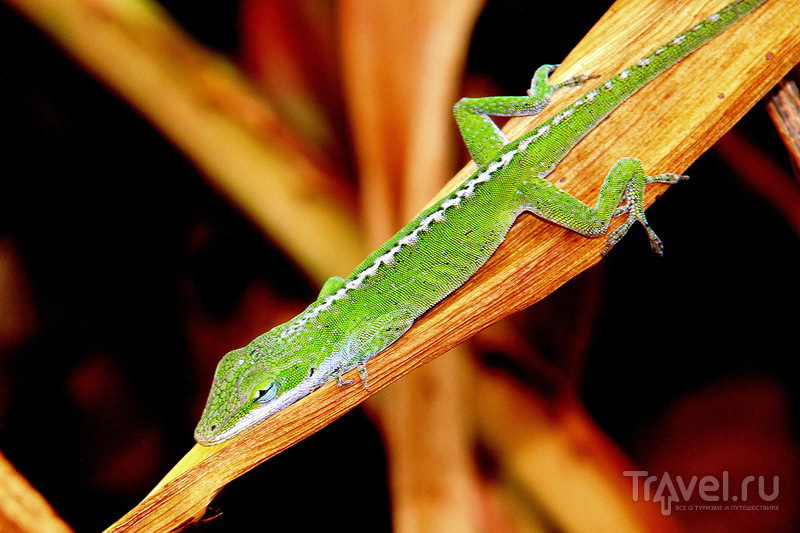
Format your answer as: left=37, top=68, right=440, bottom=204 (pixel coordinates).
left=195, top=0, right=767, bottom=445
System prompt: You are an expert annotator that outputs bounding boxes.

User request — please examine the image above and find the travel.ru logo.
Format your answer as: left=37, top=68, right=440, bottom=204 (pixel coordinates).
left=623, top=470, right=779, bottom=516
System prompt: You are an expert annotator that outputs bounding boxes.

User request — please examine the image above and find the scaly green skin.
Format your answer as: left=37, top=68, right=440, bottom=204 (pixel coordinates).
left=195, top=0, right=767, bottom=445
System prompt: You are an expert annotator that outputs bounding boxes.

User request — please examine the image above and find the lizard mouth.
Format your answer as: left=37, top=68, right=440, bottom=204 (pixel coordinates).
left=193, top=388, right=290, bottom=445
left=194, top=410, right=260, bottom=446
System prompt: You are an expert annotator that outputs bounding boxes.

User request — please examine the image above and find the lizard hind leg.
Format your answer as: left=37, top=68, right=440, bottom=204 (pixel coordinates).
left=600, top=160, right=688, bottom=256
left=530, top=67, right=599, bottom=99
left=523, top=158, right=686, bottom=255
left=454, top=64, right=597, bottom=165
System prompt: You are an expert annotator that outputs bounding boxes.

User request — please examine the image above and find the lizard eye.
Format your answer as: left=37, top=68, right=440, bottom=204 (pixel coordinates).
left=252, top=381, right=279, bottom=403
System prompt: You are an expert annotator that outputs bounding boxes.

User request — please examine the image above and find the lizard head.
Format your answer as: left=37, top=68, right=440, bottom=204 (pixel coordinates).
left=194, top=330, right=312, bottom=445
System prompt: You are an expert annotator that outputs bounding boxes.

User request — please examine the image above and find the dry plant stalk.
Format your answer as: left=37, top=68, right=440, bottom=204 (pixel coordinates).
left=99, top=0, right=799, bottom=531
left=3, top=0, right=363, bottom=284
left=767, top=80, right=800, bottom=175
left=715, top=129, right=800, bottom=234
left=0, top=451, right=73, bottom=533
left=475, top=372, right=683, bottom=533
left=339, top=1, right=487, bottom=531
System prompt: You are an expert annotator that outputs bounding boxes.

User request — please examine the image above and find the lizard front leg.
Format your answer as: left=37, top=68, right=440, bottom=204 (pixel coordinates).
left=328, top=309, right=416, bottom=390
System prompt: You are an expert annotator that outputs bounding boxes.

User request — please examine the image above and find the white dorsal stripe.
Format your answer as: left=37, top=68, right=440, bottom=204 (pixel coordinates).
left=281, top=136, right=529, bottom=337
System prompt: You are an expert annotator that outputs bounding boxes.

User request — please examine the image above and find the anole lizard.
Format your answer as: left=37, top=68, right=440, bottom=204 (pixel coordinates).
left=195, top=0, right=768, bottom=445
